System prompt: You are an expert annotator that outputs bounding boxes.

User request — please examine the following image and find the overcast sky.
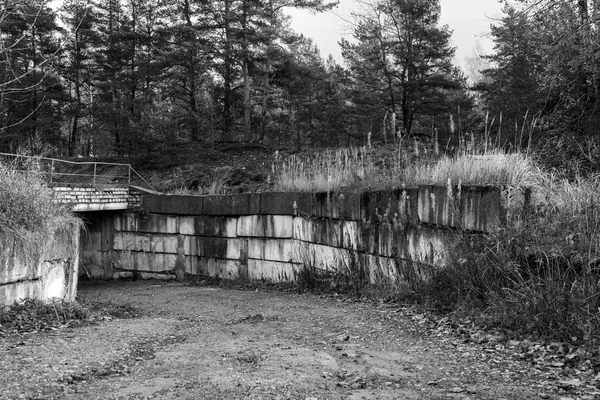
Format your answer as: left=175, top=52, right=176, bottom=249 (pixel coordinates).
left=285, top=0, right=504, bottom=72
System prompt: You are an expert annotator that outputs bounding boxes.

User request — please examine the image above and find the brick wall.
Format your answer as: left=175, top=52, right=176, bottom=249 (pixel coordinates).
left=53, top=185, right=141, bottom=212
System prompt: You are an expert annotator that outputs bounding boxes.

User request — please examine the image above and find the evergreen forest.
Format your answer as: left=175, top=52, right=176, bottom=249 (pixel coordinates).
left=0, top=0, right=599, bottom=175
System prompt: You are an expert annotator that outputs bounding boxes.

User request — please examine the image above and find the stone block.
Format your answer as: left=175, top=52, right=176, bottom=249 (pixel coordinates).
left=341, top=221, right=360, bottom=250
left=356, top=221, right=379, bottom=255
left=179, top=217, right=195, bottom=235
left=137, top=214, right=179, bottom=234
left=0, top=280, right=41, bottom=306
left=291, top=217, right=342, bottom=247
left=114, top=212, right=138, bottom=232
left=418, top=185, right=456, bottom=228
left=42, top=262, right=66, bottom=300
left=406, top=227, right=449, bottom=269
left=141, top=193, right=203, bottom=215
left=193, top=216, right=238, bottom=238
left=197, top=238, right=242, bottom=260
left=247, top=259, right=299, bottom=282
left=418, top=185, right=503, bottom=233
left=359, top=254, right=399, bottom=285
left=115, top=232, right=179, bottom=254
left=203, top=193, right=260, bottom=215
left=247, top=239, right=295, bottom=263
left=237, top=215, right=293, bottom=238
left=260, top=192, right=313, bottom=215
left=114, top=251, right=178, bottom=273
left=305, top=243, right=352, bottom=272
left=312, top=192, right=341, bottom=219
left=461, top=186, right=502, bottom=233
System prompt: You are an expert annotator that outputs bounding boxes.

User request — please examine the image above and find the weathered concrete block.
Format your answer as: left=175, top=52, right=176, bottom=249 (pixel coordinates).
left=237, top=215, right=293, bottom=238
left=418, top=185, right=503, bottom=233
left=196, top=258, right=240, bottom=279
left=113, top=212, right=138, bottom=232
left=42, top=262, right=67, bottom=300
left=291, top=217, right=342, bottom=247
left=184, top=256, right=200, bottom=275
left=260, top=192, right=312, bottom=215
left=179, top=217, right=195, bottom=235
left=406, top=226, right=449, bottom=268
left=359, top=254, right=399, bottom=285
left=418, top=185, right=453, bottom=228
left=396, top=189, right=419, bottom=226
left=293, top=217, right=312, bottom=242
left=312, top=192, right=346, bottom=219
left=0, top=280, right=41, bottom=306
left=183, top=236, right=199, bottom=256
left=115, top=232, right=179, bottom=254
left=141, top=193, right=203, bottom=215
left=461, top=186, right=502, bottom=232
left=114, top=251, right=178, bottom=273
left=203, top=193, right=260, bottom=215
left=304, top=243, right=352, bottom=272
left=192, top=216, right=238, bottom=237
left=248, top=259, right=299, bottom=282
left=196, top=237, right=242, bottom=260
left=247, top=239, right=295, bottom=262
left=137, top=214, right=179, bottom=234
left=341, top=221, right=360, bottom=249
left=356, top=222, right=379, bottom=255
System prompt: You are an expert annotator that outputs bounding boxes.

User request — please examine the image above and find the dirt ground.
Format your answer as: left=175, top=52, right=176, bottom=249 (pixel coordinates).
left=0, top=280, right=598, bottom=400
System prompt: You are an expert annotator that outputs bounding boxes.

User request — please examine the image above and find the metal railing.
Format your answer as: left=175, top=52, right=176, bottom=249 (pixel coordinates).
left=0, top=153, right=156, bottom=191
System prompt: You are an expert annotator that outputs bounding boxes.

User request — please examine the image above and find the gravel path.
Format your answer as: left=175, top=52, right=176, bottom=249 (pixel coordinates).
left=0, top=280, right=596, bottom=399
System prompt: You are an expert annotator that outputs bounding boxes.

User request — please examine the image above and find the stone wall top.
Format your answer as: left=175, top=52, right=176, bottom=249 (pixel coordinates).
left=136, top=185, right=516, bottom=234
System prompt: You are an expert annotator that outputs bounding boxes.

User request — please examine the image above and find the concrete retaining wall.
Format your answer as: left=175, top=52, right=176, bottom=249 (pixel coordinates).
left=0, top=225, right=80, bottom=306
left=80, top=186, right=528, bottom=285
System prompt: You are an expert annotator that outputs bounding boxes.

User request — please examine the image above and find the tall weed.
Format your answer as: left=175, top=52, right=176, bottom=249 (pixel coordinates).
left=0, top=155, right=81, bottom=265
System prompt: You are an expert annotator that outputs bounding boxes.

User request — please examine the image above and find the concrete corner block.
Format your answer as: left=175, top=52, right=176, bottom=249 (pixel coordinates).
left=260, top=192, right=312, bottom=215
left=203, top=193, right=260, bottom=216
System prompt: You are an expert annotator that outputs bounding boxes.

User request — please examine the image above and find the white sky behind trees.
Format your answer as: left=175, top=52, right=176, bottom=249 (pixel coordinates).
left=285, top=0, right=504, bottom=77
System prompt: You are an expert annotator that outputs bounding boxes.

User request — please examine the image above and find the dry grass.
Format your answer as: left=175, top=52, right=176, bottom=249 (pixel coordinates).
left=0, top=155, right=81, bottom=266
left=273, top=146, right=541, bottom=191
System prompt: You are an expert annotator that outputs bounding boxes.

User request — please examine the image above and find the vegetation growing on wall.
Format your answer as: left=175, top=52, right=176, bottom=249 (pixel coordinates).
left=272, top=146, right=541, bottom=192
left=0, top=154, right=81, bottom=266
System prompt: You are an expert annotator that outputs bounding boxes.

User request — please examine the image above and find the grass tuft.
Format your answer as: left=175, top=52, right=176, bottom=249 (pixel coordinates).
left=273, top=146, right=540, bottom=192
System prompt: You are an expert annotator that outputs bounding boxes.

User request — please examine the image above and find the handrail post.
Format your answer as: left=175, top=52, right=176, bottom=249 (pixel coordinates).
left=93, top=163, right=97, bottom=185
left=128, top=165, right=131, bottom=186
left=50, top=159, right=54, bottom=184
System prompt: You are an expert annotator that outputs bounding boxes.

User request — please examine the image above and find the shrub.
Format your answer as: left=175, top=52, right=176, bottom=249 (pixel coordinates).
left=0, top=154, right=81, bottom=269
left=433, top=173, right=600, bottom=343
